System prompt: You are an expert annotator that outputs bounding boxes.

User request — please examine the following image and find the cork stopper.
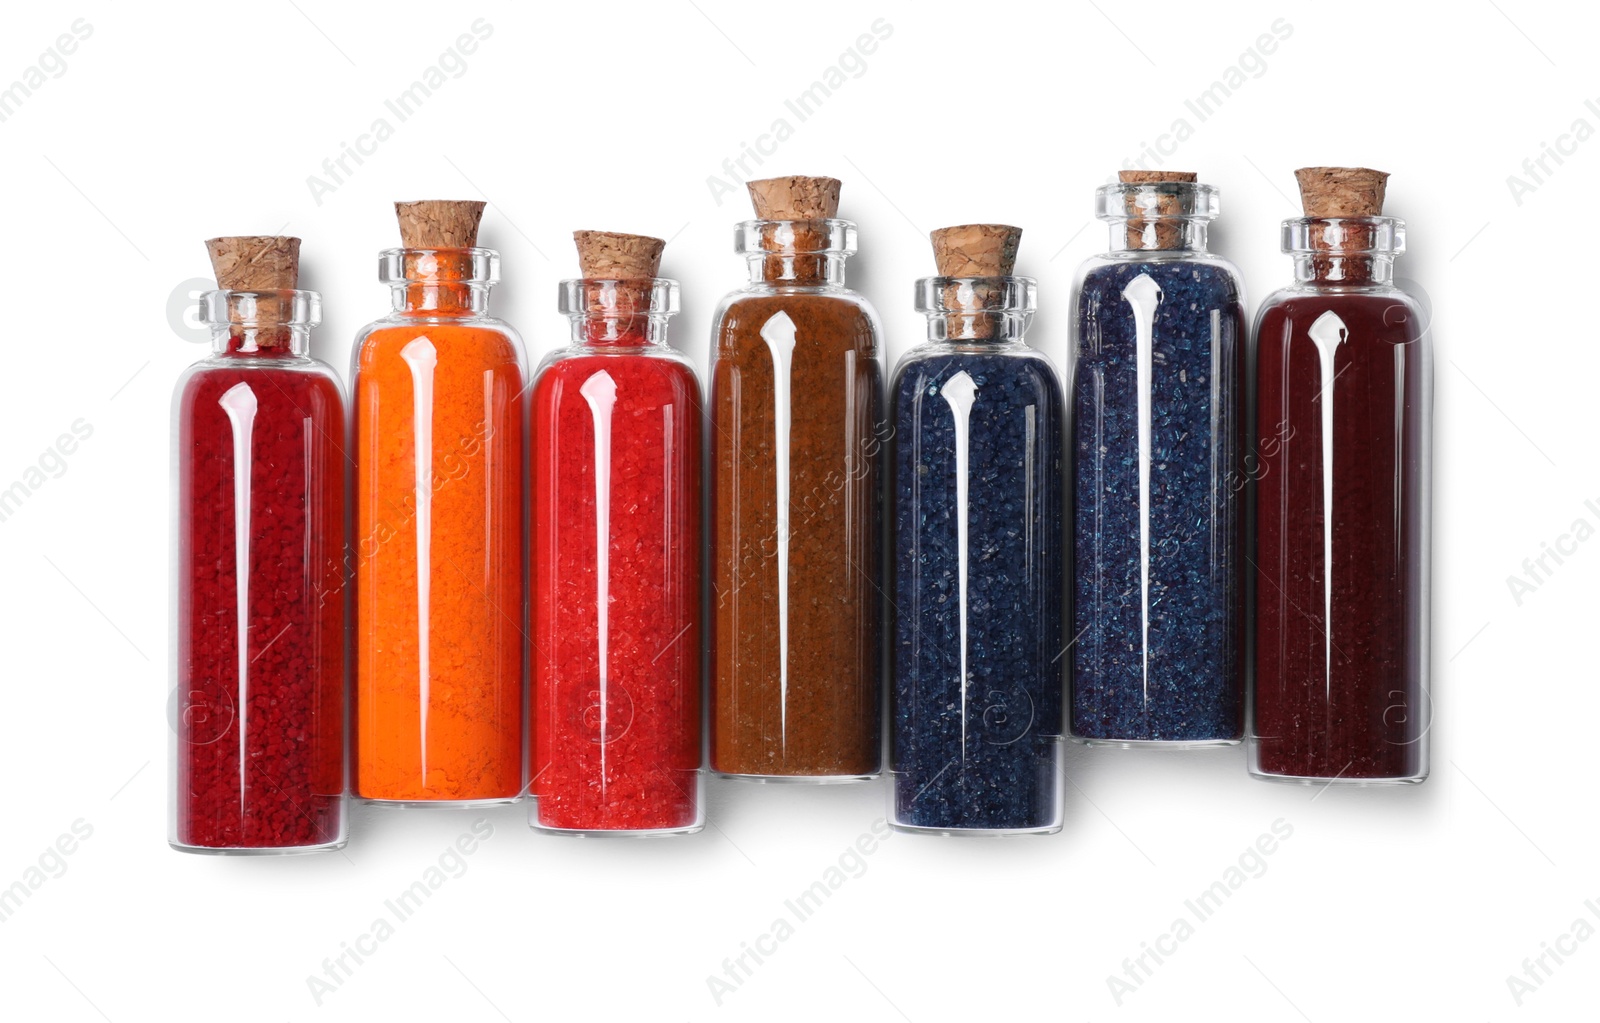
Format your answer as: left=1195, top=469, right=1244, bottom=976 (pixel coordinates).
left=930, top=224, right=1022, bottom=278
left=394, top=200, right=485, bottom=248
left=1118, top=171, right=1198, bottom=184
left=203, top=236, right=303, bottom=345
left=205, top=236, right=300, bottom=290
left=1294, top=168, right=1391, bottom=270
left=1115, top=172, right=1199, bottom=251
left=927, top=225, right=1024, bottom=341
left=1294, top=167, right=1388, bottom=217
left=747, top=176, right=841, bottom=220
left=573, top=231, right=665, bottom=279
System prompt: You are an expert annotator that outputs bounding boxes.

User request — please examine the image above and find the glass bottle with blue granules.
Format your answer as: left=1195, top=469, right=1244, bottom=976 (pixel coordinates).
left=889, top=224, right=1064, bottom=834
left=1070, top=172, right=1245, bottom=746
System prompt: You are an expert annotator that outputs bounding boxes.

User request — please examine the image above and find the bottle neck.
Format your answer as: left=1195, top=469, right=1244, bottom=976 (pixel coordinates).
left=1291, top=252, right=1395, bottom=285
left=917, top=277, right=1036, bottom=344
left=1283, top=217, right=1404, bottom=286
left=561, top=278, right=677, bottom=350
left=747, top=252, right=848, bottom=286
left=1106, top=218, right=1209, bottom=254
left=736, top=219, right=856, bottom=288
left=202, top=290, right=317, bottom=357
left=381, top=248, right=497, bottom=317
left=214, top=325, right=311, bottom=356
left=1097, top=181, right=1218, bottom=256
left=392, top=281, right=492, bottom=316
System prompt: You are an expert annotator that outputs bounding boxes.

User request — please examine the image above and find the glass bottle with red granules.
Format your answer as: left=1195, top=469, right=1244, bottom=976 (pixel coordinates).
left=170, top=236, right=347, bottom=854
left=1250, top=167, right=1431, bottom=784
left=531, top=232, right=703, bottom=834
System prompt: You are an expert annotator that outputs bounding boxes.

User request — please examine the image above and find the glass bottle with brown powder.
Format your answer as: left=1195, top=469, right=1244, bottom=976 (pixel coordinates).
left=710, top=175, right=885, bottom=779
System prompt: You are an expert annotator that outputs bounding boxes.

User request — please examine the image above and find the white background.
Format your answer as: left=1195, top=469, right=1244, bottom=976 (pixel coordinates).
left=0, top=1, right=1592, bottom=1019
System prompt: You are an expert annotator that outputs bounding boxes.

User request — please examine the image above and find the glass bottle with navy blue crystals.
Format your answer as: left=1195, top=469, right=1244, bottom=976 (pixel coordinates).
left=1070, top=173, right=1245, bottom=746
left=889, top=224, right=1064, bottom=834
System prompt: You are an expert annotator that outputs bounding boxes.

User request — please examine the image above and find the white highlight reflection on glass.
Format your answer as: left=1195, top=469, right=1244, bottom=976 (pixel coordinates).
left=401, top=335, right=437, bottom=783
left=940, top=371, right=978, bottom=754
left=1393, top=344, right=1405, bottom=577
left=759, top=311, right=797, bottom=749
left=581, top=369, right=618, bottom=785
left=1307, top=310, right=1348, bottom=697
left=1122, top=273, right=1162, bottom=705
left=483, top=370, right=495, bottom=586
left=219, top=381, right=257, bottom=814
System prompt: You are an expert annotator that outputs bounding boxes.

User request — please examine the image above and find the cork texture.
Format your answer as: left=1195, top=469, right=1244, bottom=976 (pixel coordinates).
left=1118, top=171, right=1198, bottom=183
left=747, top=175, right=841, bottom=220
left=395, top=200, right=485, bottom=248
left=1295, top=167, right=1389, bottom=217
left=574, top=231, right=665, bottom=279
left=205, top=236, right=300, bottom=290
left=930, top=224, right=1022, bottom=277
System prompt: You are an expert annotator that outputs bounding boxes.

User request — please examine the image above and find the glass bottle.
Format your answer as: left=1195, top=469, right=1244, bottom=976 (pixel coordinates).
left=352, top=202, right=526, bottom=804
left=171, top=236, right=346, bottom=854
left=531, top=234, right=703, bottom=834
left=709, top=176, right=884, bottom=779
left=1250, top=167, right=1430, bottom=783
left=889, top=226, right=1065, bottom=834
left=1069, top=174, right=1246, bottom=746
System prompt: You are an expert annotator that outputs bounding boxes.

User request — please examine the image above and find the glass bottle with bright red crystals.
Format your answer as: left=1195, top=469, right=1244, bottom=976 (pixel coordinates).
left=1250, top=168, right=1431, bottom=784
left=531, top=232, right=703, bottom=834
left=170, top=236, right=347, bottom=854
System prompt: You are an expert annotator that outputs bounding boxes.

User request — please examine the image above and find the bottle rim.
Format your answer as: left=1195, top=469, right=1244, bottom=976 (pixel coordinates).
left=913, top=276, right=1038, bottom=315
left=378, top=247, right=499, bottom=286
left=1281, top=216, right=1405, bottom=255
left=200, top=289, right=321, bottom=327
left=558, top=278, right=680, bottom=318
left=735, top=218, right=857, bottom=256
left=1095, top=182, right=1220, bottom=222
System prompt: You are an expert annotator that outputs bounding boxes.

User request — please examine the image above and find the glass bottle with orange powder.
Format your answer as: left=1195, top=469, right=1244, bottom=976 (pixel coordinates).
left=352, top=200, right=526, bottom=804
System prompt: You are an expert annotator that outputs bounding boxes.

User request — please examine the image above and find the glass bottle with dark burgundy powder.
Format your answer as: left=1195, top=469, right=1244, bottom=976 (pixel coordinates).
left=710, top=175, right=884, bottom=779
left=171, top=236, right=346, bottom=854
left=1250, top=167, right=1431, bottom=784
left=889, top=225, right=1064, bottom=834
left=1070, top=172, right=1246, bottom=746
left=531, top=231, right=703, bottom=833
